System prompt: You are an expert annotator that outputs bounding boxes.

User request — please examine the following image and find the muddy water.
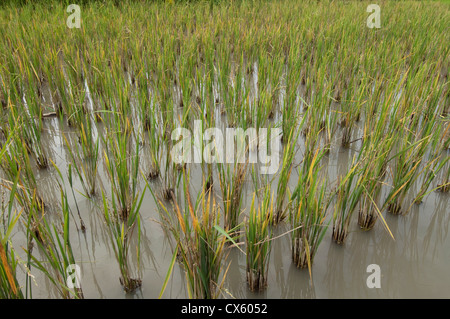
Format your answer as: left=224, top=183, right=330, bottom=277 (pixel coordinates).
left=6, top=108, right=449, bottom=300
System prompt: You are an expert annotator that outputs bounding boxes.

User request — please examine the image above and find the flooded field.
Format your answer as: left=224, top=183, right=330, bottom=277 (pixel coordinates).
left=0, top=0, right=449, bottom=299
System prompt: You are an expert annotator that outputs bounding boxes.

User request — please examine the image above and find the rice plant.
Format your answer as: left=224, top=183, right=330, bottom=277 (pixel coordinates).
left=290, top=148, right=329, bottom=269
left=414, top=124, right=449, bottom=203
left=63, top=108, right=100, bottom=198
left=103, top=116, right=141, bottom=221
left=0, top=175, right=24, bottom=299
left=0, top=0, right=448, bottom=300
left=27, top=187, right=84, bottom=299
left=438, top=163, right=450, bottom=193
left=357, top=113, right=396, bottom=231
left=331, top=157, right=363, bottom=245
left=384, top=130, right=432, bottom=216
left=273, top=128, right=298, bottom=225
left=101, top=187, right=144, bottom=292
left=0, top=132, right=45, bottom=214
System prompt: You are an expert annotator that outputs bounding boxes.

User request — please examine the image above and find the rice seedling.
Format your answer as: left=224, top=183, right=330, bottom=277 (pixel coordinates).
left=103, top=116, right=141, bottom=221
left=273, top=127, right=298, bottom=225
left=160, top=103, right=181, bottom=201
left=356, top=97, right=396, bottom=230
left=268, top=52, right=284, bottom=106
left=438, top=163, right=450, bottom=193
left=27, top=187, right=84, bottom=299
left=101, top=186, right=144, bottom=293
left=217, top=161, right=247, bottom=240
left=256, top=54, right=276, bottom=123
left=0, top=234, right=23, bottom=299
left=0, top=129, right=49, bottom=273
left=0, top=0, right=449, bottom=300
left=161, top=147, right=182, bottom=201
left=282, top=50, right=302, bottom=144
left=156, top=170, right=229, bottom=299
left=412, top=72, right=450, bottom=200
left=245, top=186, right=273, bottom=292
left=135, top=72, right=161, bottom=180
left=357, top=168, right=386, bottom=231
left=228, top=55, right=250, bottom=128
left=202, top=65, right=217, bottom=193
left=0, top=131, right=45, bottom=214
left=384, top=122, right=434, bottom=215
left=331, top=156, right=364, bottom=245
left=290, top=147, right=329, bottom=269
left=340, top=94, right=361, bottom=147
left=100, top=111, right=146, bottom=292
left=10, top=42, right=50, bottom=169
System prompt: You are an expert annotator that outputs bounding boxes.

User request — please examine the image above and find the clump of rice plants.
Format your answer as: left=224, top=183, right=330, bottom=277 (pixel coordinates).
left=158, top=171, right=229, bottom=299
left=384, top=66, right=443, bottom=215
left=332, top=158, right=363, bottom=245
left=384, top=124, right=432, bottom=216
left=1, top=132, right=45, bottom=214
left=290, top=148, right=329, bottom=269
left=144, top=105, right=162, bottom=181
left=101, top=113, right=145, bottom=291
left=438, top=166, right=450, bottom=193
left=273, top=128, right=298, bottom=225
left=356, top=105, right=396, bottom=230
left=11, top=49, right=50, bottom=169
left=217, top=161, right=247, bottom=239
left=245, top=186, right=273, bottom=292
left=27, top=188, right=84, bottom=299
left=282, top=51, right=301, bottom=143
left=414, top=126, right=449, bottom=203
left=0, top=0, right=449, bottom=300
left=0, top=235, right=23, bottom=299
left=103, top=116, right=141, bottom=221
left=101, top=187, right=144, bottom=293
left=161, top=149, right=180, bottom=201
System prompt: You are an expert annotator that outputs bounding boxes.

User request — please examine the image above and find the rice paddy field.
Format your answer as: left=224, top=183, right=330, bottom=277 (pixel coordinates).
left=0, top=0, right=449, bottom=299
